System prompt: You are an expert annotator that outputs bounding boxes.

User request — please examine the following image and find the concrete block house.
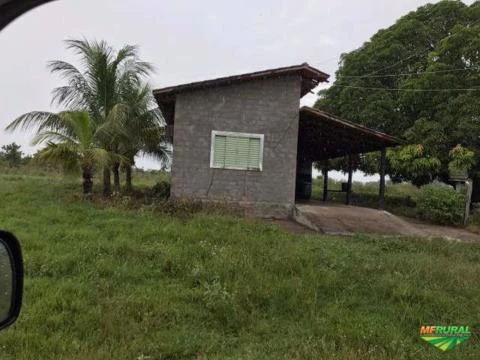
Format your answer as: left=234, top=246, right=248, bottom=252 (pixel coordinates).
left=153, top=63, right=400, bottom=217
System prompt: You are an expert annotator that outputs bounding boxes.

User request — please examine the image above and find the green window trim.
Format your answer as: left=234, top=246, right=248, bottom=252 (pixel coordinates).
left=210, top=130, right=264, bottom=171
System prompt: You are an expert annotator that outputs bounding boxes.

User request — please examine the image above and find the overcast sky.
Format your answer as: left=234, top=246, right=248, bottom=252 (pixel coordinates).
left=0, top=0, right=474, bottom=176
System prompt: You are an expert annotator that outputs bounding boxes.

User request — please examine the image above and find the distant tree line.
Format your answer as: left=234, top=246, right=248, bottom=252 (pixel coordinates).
left=0, top=142, right=24, bottom=167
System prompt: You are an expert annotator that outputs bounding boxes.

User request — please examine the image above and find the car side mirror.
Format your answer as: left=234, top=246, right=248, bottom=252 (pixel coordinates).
left=0, top=231, right=23, bottom=330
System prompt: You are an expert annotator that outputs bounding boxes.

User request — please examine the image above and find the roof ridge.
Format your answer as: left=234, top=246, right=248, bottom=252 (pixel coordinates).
left=153, top=63, right=329, bottom=98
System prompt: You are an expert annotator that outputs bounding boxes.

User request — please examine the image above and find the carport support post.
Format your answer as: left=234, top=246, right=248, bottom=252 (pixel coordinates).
left=322, top=160, right=328, bottom=202
left=379, top=148, right=386, bottom=210
left=346, top=155, right=353, bottom=205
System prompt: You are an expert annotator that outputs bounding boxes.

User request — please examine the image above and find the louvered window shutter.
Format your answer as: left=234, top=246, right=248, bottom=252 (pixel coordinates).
left=211, top=132, right=263, bottom=170
left=213, top=135, right=227, bottom=167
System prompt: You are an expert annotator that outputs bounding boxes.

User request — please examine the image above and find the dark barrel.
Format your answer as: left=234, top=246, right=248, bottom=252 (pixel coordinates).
left=296, top=159, right=312, bottom=200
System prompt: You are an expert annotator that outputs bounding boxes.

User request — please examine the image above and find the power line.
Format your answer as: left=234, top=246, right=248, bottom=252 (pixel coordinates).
left=331, top=4, right=445, bottom=78
left=309, top=11, right=480, bottom=84
left=342, top=67, right=480, bottom=79
left=346, top=18, right=480, bottom=79
left=336, top=85, right=480, bottom=92
left=361, top=53, right=421, bottom=78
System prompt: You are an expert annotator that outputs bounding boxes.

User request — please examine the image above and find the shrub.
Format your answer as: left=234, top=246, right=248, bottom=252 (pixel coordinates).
left=157, top=198, right=244, bottom=218
left=448, top=144, right=476, bottom=179
left=150, top=180, right=171, bottom=200
left=416, top=185, right=466, bottom=225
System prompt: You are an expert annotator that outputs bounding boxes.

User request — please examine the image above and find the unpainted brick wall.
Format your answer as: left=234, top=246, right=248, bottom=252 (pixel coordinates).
left=170, top=75, right=302, bottom=217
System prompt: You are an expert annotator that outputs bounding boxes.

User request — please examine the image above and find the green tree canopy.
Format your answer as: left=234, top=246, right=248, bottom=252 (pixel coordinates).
left=316, top=0, right=480, bottom=185
left=0, top=142, right=23, bottom=167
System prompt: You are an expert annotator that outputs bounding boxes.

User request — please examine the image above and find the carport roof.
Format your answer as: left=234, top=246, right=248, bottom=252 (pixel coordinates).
left=298, top=106, right=402, bottom=160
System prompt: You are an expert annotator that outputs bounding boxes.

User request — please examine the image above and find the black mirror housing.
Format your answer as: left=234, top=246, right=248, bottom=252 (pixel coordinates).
left=0, top=231, right=23, bottom=330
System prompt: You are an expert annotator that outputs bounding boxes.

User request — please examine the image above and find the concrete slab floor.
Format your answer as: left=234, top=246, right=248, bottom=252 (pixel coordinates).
left=293, top=201, right=480, bottom=242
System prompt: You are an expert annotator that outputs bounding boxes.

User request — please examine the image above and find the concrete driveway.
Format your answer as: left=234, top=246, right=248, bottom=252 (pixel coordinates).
left=294, top=202, right=480, bottom=242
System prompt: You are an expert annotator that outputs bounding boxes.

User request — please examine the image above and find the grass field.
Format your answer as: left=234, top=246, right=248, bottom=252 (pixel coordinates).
left=0, top=174, right=479, bottom=359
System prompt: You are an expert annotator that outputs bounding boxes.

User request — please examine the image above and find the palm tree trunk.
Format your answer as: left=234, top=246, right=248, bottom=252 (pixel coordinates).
left=82, top=166, right=93, bottom=199
left=113, top=162, right=121, bottom=194
left=125, top=165, right=133, bottom=193
left=103, top=166, right=111, bottom=197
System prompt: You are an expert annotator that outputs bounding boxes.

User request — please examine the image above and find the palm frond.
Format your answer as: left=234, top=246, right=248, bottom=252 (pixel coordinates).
left=96, top=103, right=130, bottom=143
left=86, top=147, right=111, bottom=168
left=51, top=86, right=84, bottom=109
left=112, top=44, right=138, bottom=70
left=5, top=111, right=61, bottom=132
left=39, top=141, right=81, bottom=174
left=139, top=143, right=171, bottom=168
left=65, top=38, right=93, bottom=56
left=59, top=111, right=94, bottom=149
left=31, top=130, right=77, bottom=146
left=48, top=60, right=83, bottom=80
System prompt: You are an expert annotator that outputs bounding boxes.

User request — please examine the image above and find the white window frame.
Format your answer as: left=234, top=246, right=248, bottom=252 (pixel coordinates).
left=210, top=130, right=264, bottom=171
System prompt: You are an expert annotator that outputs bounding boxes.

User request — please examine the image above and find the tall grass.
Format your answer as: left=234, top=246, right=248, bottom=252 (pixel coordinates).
left=0, top=175, right=478, bottom=359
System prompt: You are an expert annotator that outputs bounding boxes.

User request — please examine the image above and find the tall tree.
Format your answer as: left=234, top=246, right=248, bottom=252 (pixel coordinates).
left=0, top=142, right=23, bottom=167
left=6, top=39, right=159, bottom=195
left=118, top=83, right=170, bottom=192
left=47, top=39, right=154, bottom=195
left=316, top=0, right=480, bottom=185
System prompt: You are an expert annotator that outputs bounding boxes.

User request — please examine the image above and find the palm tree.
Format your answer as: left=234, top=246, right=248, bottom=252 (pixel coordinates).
left=119, top=84, right=170, bottom=192
left=46, top=39, right=154, bottom=195
left=6, top=39, right=164, bottom=196
left=8, top=111, right=111, bottom=198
